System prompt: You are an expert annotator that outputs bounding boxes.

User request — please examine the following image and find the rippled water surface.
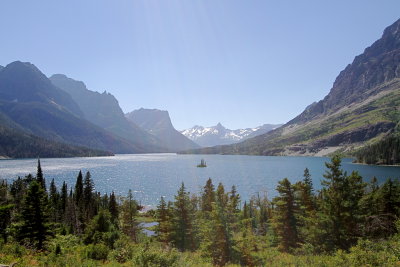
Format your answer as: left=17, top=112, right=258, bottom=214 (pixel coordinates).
left=1, top=154, right=399, bottom=206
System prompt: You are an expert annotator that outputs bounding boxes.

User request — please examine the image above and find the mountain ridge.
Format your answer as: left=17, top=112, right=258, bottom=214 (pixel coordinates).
left=181, top=123, right=282, bottom=147
left=0, top=61, right=157, bottom=155
left=50, top=74, right=167, bottom=153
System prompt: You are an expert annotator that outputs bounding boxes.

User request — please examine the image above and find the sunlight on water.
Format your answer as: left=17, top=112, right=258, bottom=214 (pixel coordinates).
left=1, top=154, right=399, bottom=206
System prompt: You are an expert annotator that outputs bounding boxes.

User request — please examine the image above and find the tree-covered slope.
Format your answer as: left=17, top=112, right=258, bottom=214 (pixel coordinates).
left=0, top=124, right=112, bottom=158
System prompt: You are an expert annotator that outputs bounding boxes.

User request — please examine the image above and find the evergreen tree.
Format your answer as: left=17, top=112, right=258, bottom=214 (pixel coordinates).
left=200, top=202, right=232, bottom=266
left=60, top=182, right=68, bottom=216
left=0, top=180, right=13, bottom=242
left=83, top=171, right=95, bottom=221
left=156, top=196, right=173, bottom=246
left=120, top=189, right=139, bottom=242
left=49, top=178, right=60, bottom=222
left=74, top=171, right=85, bottom=232
left=216, top=183, right=228, bottom=207
left=74, top=171, right=84, bottom=205
left=319, top=156, right=365, bottom=251
left=201, top=178, right=215, bottom=213
left=83, top=209, right=119, bottom=248
left=227, top=185, right=241, bottom=229
left=109, top=191, right=119, bottom=225
left=234, top=218, right=259, bottom=266
left=272, top=178, right=299, bottom=252
left=36, top=159, right=46, bottom=190
left=172, top=183, right=196, bottom=251
left=301, top=167, right=315, bottom=212
left=18, top=180, right=50, bottom=249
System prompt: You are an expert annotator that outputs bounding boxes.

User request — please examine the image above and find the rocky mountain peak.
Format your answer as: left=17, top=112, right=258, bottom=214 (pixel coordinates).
left=126, top=108, right=199, bottom=151
left=215, top=122, right=226, bottom=132
left=0, top=61, right=83, bottom=117
left=126, top=108, right=173, bottom=132
left=290, top=18, right=400, bottom=124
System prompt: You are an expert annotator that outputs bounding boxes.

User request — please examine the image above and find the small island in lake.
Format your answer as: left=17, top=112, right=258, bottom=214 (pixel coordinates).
left=197, top=159, right=207, bottom=167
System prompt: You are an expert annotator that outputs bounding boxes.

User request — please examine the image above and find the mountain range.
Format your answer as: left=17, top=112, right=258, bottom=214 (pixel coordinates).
left=181, top=18, right=400, bottom=157
left=0, top=61, right=136, bottom=157
left=49, top=74, right=166, bottom=153
left=181, top=123, right=282, bottom=147
left=0, top=62, right=199, bottom=158
left=2, top=18, right=399, bottom=159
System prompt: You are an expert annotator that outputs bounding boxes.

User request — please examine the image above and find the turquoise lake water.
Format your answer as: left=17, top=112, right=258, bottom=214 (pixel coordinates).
left=1, top=154, right=399, bottom=206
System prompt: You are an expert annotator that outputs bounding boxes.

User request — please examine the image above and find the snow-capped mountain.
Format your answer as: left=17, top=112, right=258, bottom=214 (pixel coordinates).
left=181, top=123, right=282, bottom=147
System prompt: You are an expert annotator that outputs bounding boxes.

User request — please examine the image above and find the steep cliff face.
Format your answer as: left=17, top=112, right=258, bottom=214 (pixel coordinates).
left=291, top=18, right=400, bottom=124
left=126, top=108, right=199, bottom=152
left=181, top=18, right=400, bottom=156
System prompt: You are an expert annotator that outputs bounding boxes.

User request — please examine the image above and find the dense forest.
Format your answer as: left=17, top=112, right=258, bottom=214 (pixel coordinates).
left=1, top=156, right=400, bottom=266
left=0, top=125, right=113, bottom=158
left=355, top=133, right=400, bottom=165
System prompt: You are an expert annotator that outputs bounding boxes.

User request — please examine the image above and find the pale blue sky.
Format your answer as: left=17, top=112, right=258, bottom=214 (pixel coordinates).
left=0, top=1, right=399, bottom=130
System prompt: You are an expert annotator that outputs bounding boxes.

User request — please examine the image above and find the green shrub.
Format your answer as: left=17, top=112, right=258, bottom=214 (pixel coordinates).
left=85, top=243, right=109, bottom=261
left=133, top=247, right=179, bottom=267
left=108, top=237, right=134, bottom=263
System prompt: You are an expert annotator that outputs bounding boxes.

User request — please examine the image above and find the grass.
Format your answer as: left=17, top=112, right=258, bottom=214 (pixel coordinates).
left=1, top=236, right=400, bottom=267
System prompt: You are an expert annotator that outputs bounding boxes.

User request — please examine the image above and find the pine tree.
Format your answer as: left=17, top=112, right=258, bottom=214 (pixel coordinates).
left=172, top=183, right=196, bottom=251
left=109, top=191, right=119, bottom=225
left=0, top=180, right=13, bottom=242
left=36, top=159, right=46, bottom=190
left=300, top=167, right=315, bottom=212
left=120, top=189, right=139, bottom=242
left=60, top=182, right=68, bottom=216
left=272, top=178, right=299, bottom=252
left=83, top=171, right=95, bottom=221
left=201, top=178, right=215, bottom=213
left=319, top=155, right=365, bottom=251
left=227, top=185, right=241, bottom=229
left=74, top=171, right=83, bottom=204
left=200, top=202, right=232, bottom=266
left=234, top=218, right=259, bottom=266
left=49, top=178, right=60, bottom=222
left=216, top=183, right=228, bottom=207
left=156, top=196, right=173, bottom=246
left=74, top=171, right=85, bottom=232
left=18, top=180, right=50, bottom=249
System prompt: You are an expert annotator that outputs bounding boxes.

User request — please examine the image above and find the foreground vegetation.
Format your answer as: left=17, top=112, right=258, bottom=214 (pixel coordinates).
left=1, top=156, right=400, bottom=266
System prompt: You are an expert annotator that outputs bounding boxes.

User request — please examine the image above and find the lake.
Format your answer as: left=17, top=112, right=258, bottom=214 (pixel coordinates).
left=1, top=154, right=399, bottom=207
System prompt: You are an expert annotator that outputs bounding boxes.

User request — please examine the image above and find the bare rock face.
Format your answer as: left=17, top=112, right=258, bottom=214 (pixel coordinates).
left=126, top=108, right=200, bottom=152
left=291, top=18, right=400, bottom=124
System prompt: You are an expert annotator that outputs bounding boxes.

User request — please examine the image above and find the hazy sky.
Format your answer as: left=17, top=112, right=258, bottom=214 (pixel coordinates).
left=0, top=1, right=399, bottom=130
